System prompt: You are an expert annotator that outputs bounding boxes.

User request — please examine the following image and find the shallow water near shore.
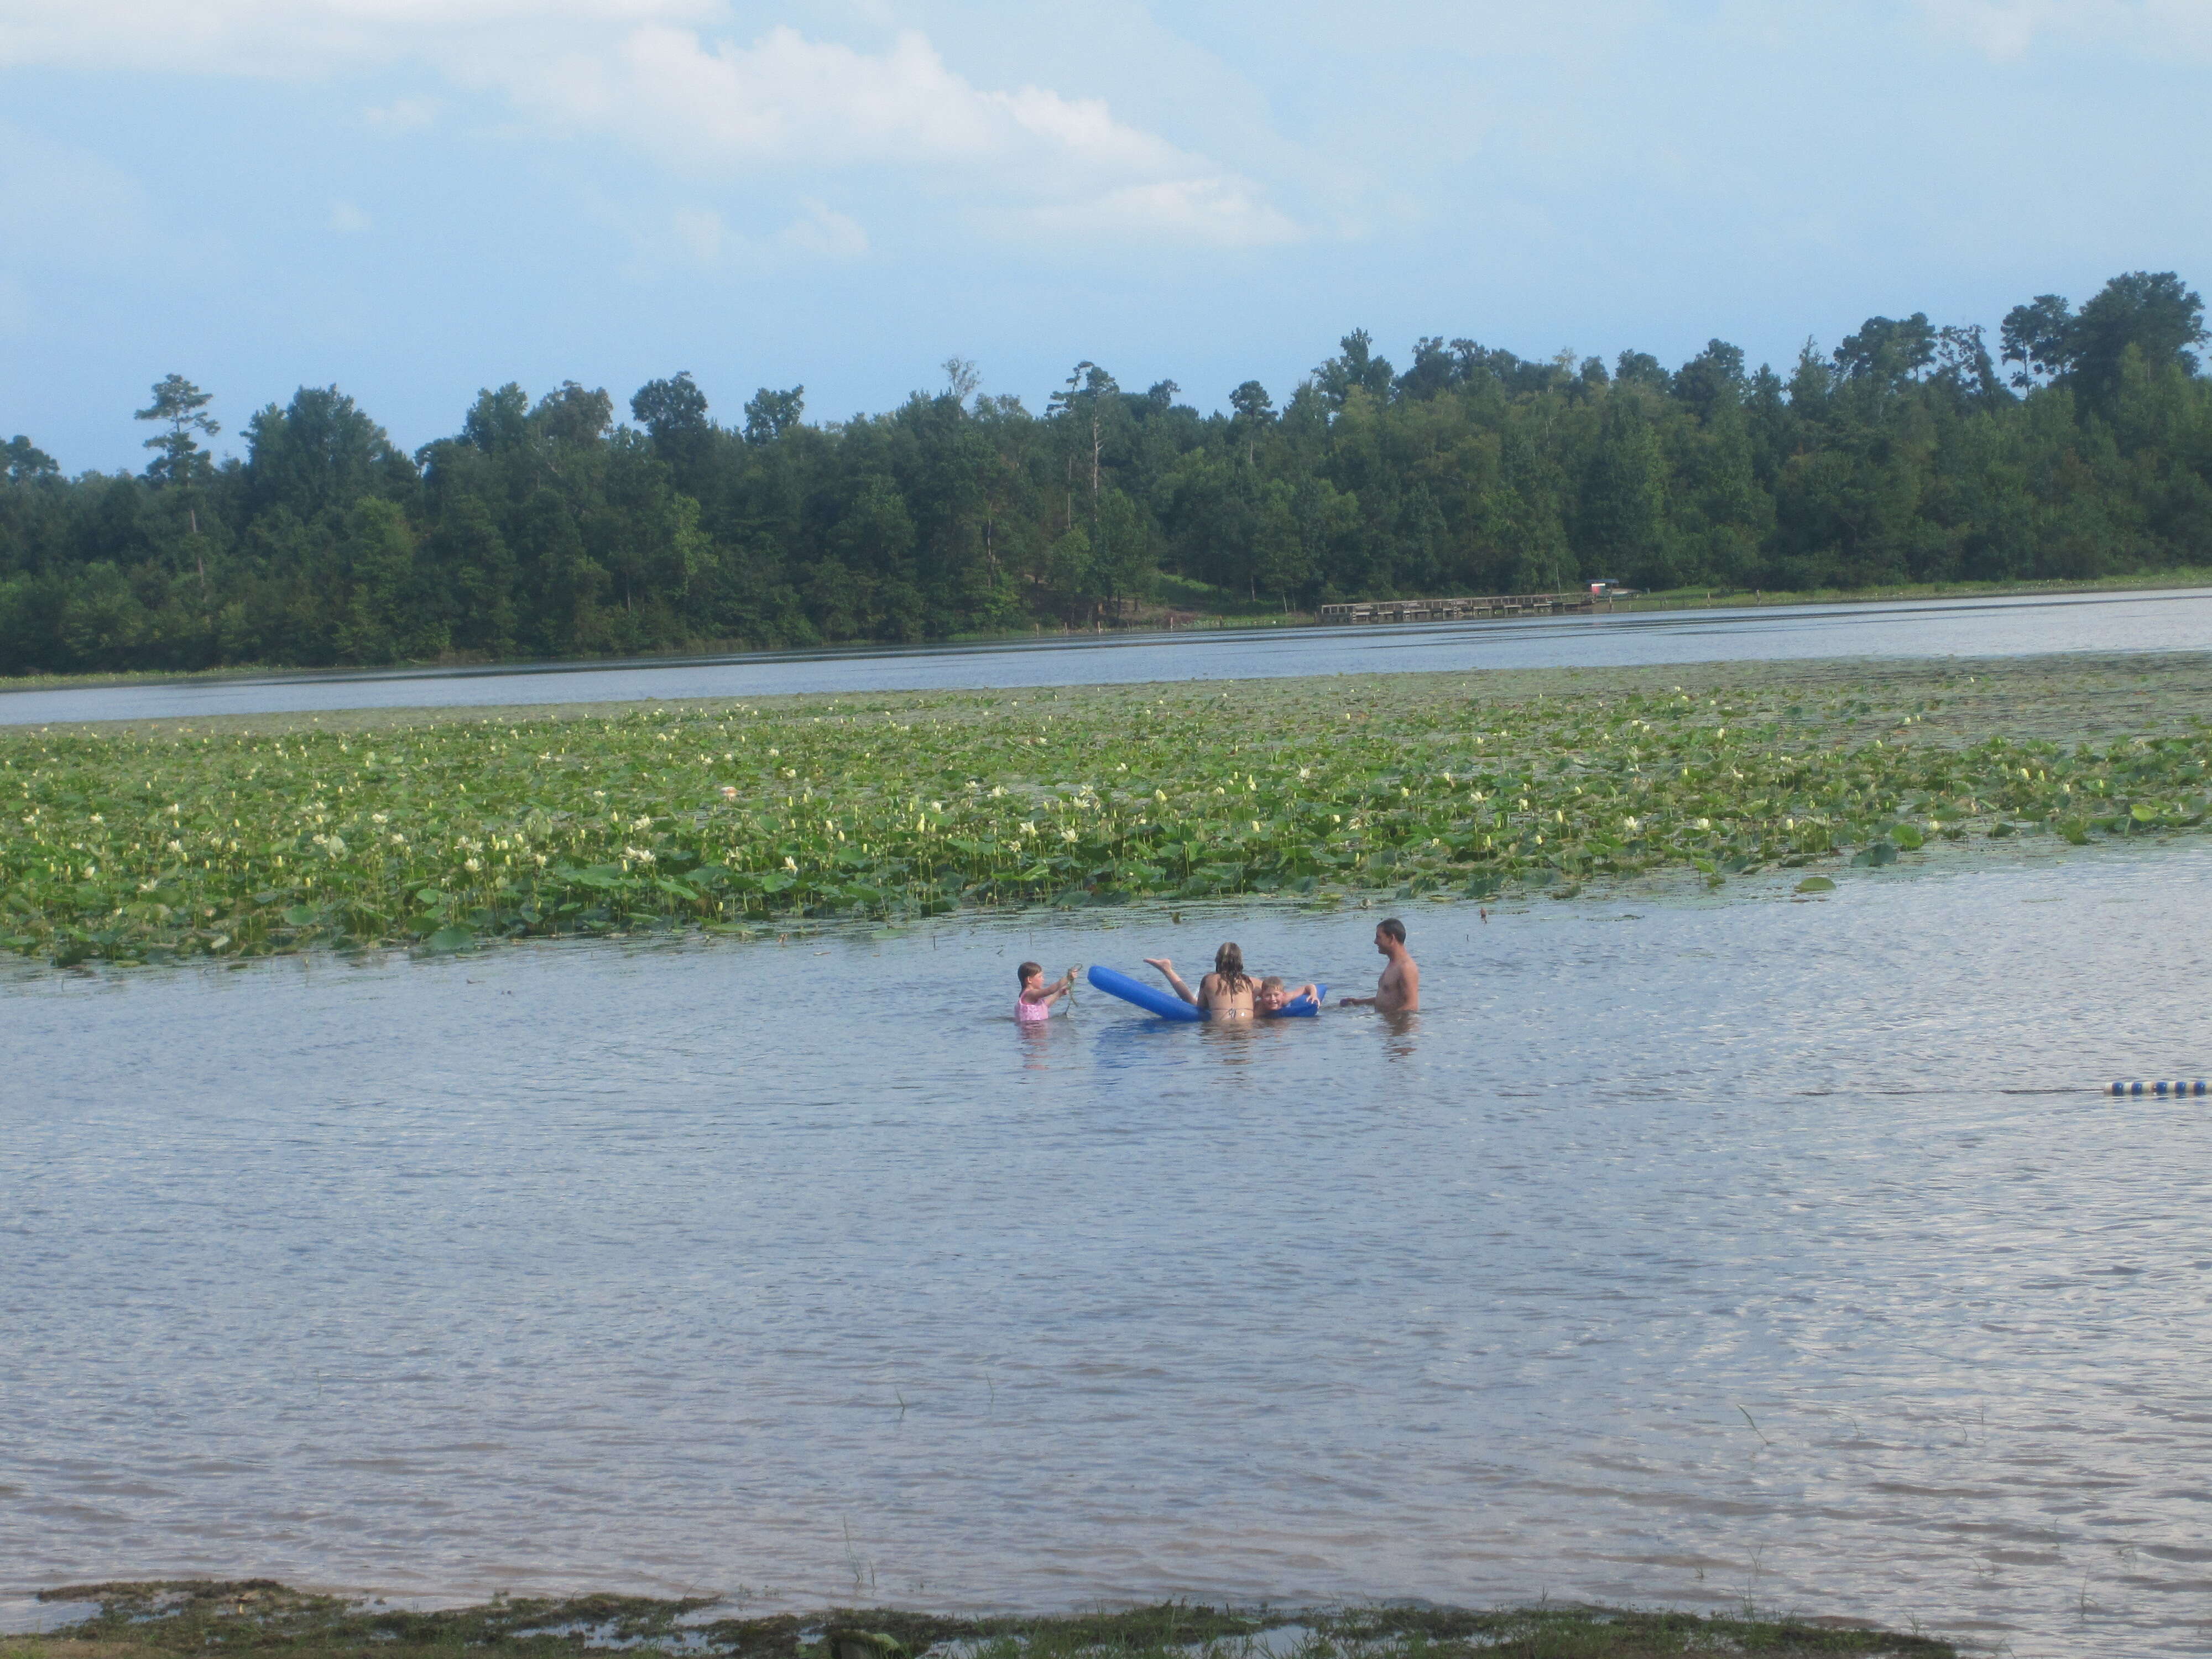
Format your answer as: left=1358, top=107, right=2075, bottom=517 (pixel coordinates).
left=6, top=844, right=2212, bottom=1657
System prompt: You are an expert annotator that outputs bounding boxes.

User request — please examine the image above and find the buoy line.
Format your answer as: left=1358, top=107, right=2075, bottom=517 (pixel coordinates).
left=2107, top=1079, right=2210, bottom=1096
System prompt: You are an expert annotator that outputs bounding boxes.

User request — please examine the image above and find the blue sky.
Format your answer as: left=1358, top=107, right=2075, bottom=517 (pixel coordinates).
left=3, top=1, right=2208, bottom=471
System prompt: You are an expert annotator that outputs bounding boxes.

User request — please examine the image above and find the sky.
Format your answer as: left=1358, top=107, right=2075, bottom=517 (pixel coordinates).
left=2, top=0, right=2209, bottom=472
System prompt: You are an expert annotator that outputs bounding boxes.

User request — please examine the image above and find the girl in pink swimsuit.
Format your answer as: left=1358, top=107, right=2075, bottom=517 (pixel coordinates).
left=1017, top=962, right=1080, bottom=1023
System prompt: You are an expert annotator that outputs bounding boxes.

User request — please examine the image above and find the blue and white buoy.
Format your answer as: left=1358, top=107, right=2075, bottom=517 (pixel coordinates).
left=2108, top=1079, right=2209, bottom=1096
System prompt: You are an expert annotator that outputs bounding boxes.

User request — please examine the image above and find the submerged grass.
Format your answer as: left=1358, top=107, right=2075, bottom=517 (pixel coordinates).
left=4, top=653, right=2210, bottom=969
left=9, top=1581, right=1957, bottom=1659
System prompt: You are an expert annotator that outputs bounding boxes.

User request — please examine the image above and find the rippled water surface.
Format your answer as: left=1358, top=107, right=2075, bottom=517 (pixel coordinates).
left=6, top=587, right=2211, bottom=724
left=7, top=845, right=2212, bottom=1657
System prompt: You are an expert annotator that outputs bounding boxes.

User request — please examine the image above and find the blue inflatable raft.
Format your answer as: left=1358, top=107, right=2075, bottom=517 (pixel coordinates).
left=1088, top=965, right=1326, bottom=1021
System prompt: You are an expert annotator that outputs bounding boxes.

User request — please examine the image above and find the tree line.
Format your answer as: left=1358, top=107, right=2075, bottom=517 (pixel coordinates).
left=2, top=269, right=2205, bottom=675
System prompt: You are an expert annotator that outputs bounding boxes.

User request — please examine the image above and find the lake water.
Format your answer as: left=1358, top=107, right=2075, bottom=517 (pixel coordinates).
left=7, top=842, right=2211, bottom=1656
left=7, top=586, right=2211, bottom=726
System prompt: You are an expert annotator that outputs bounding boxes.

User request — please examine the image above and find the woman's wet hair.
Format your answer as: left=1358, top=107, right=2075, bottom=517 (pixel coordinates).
left=1018, top=961, right=1042, bottom=986
left=1214, top=942, right=1251, bottom=993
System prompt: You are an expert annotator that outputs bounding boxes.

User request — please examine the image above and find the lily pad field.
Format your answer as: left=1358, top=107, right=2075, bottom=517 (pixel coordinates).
left=4, top=653, right=2208, bottom=968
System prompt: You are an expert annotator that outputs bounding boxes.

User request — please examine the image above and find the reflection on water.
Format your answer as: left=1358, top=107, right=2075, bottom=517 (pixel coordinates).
left=5, top=586, right=2211, bottom=724
left=6, top=844, right=2212, bottom=1657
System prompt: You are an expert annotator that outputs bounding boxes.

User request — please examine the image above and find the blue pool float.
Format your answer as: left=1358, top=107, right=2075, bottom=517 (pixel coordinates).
left=1088, top=966, right=1327, bottom=1021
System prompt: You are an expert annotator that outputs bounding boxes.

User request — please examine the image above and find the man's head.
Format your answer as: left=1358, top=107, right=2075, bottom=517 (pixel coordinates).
left=1375, top=917, right=1406, bottom=954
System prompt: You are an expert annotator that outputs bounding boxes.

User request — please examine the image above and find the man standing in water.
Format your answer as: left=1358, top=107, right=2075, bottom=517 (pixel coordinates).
left=1339, top=917, right=1419, bottom=1012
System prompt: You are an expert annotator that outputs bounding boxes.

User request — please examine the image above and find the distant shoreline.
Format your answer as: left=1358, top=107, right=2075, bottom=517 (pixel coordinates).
left=4, top=570, right=2208, bottom=698
left=1, top=1581, right=1961, bottom=1659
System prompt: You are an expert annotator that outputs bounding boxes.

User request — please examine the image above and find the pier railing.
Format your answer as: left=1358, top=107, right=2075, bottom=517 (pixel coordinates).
left=1316, top=592, right=1611, bottom=625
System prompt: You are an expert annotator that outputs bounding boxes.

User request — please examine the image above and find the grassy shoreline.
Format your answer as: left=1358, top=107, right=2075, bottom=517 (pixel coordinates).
left=4, top=1581, right=1958, bottom=1659
left=1597, top=567, right=2212, bottom=615
left=4, top=653, right=2208, bottom=971
left=2, top=571, right=2206, bottom=695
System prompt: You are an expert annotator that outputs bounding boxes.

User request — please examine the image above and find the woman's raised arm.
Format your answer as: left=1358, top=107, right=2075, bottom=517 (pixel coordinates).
left=1144, top=957, right=1198, bottom=1004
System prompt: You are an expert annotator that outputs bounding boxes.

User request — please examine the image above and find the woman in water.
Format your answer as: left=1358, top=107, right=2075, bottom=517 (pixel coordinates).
left=1144, top=943, right=1256, bottom=1018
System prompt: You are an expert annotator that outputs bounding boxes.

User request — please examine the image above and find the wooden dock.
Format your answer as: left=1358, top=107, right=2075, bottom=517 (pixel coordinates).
left=1316, top=591, right=1611, bottom=625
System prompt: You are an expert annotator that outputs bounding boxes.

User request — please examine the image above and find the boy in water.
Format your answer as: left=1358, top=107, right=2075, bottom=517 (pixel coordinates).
left=1017, top=962, right=1079, bottom=1024
left=1254, top=975, right=1321, bottom=1014
left=1339, top=917, right=1420, bottom=1012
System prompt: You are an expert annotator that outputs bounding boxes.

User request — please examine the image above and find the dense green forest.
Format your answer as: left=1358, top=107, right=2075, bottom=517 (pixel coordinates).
left=2, top=270, right=2205, bottom=674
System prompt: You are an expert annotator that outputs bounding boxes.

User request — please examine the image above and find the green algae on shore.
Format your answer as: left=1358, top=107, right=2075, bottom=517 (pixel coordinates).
left=3, top=653, right=2209, bottom=969
left=8, top=1580, right=1958, bottom=1659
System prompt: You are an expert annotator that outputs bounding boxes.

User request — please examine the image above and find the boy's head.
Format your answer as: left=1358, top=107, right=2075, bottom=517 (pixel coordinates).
left=1255, top=975, right=1287, bottom=1011
left=1018, top=961, right=1043, bottom=988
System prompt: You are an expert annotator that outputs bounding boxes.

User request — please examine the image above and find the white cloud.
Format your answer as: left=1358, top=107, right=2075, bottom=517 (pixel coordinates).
left=328, top=199, right=372, bottom=233
left=780, top=199, right=868, bottom=259
left=364, top=94, right=436, bottom=129
left=670, top=204, right=728, bottom=265
left=572, top=25, right=1000, bottom=166
left=560, top=25, right=1295, bottom=247
left=644, top=199, right=867, bottom=272
left=1916, top=0, right=2212, bottom=61
left=1021, top=177, right=1300, bottom=249
left=0, top=2, right=726, bottom=78
left=0, top=123, right=157, bottom=269
left=0, top=2, right=1296, bottom=248
left=1919, top=0, right=2052, bottom=58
